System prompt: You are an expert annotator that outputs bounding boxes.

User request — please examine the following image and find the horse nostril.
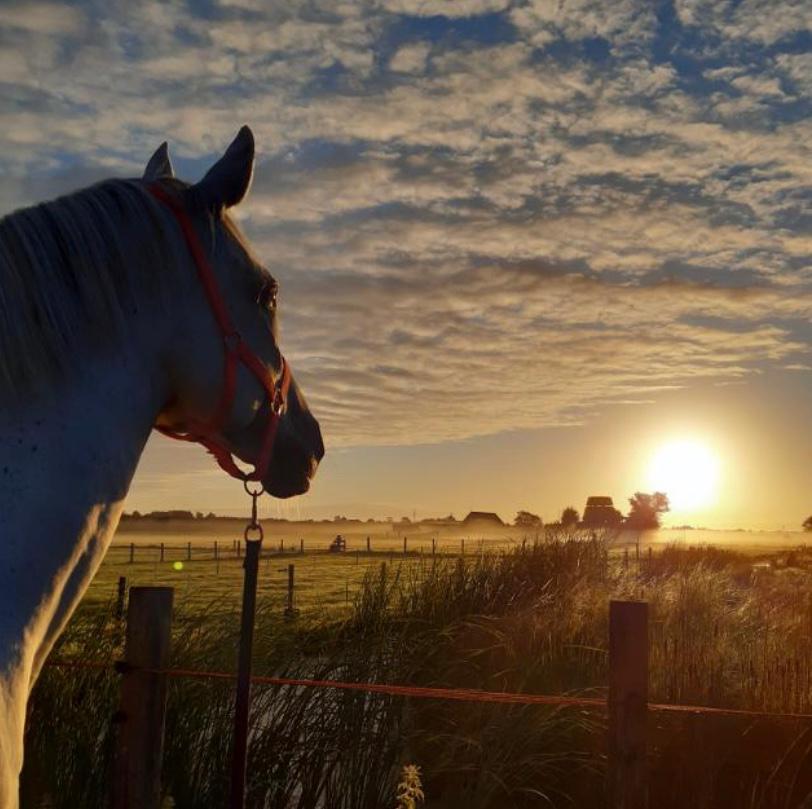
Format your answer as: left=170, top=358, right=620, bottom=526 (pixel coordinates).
left=314, top=428, right=325, bottom=462
left=308, top=415, right=325, bottom=462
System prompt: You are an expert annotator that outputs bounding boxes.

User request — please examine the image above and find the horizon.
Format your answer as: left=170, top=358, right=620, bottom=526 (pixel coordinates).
left=118, top=503, right=810, bottom=534
left=1, top=1, right=809, bottom=531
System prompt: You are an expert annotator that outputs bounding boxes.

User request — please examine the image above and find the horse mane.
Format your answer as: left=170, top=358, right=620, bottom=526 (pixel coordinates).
left=0, top=178, right=205, bottom=401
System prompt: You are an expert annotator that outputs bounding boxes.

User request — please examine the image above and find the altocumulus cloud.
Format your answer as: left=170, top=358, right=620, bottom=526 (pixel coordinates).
left=0, top=0, right=810, bottom=446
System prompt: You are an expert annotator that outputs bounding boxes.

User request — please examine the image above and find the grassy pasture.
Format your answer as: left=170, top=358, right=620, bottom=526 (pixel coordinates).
left=92, top=520, right=811, bottom=615
left=91, top=520, right=533, bottom=614
left=23, top=530, right=812, bottom=808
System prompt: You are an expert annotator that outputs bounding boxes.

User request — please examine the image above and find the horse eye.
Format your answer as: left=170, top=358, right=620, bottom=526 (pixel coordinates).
left=257, top=281, right=278, bottom=311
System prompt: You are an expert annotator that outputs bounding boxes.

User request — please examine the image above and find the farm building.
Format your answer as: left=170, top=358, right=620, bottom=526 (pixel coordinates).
left=581, top=496, right=623, bottom=528
left=462, top=511, right=505, bottom=526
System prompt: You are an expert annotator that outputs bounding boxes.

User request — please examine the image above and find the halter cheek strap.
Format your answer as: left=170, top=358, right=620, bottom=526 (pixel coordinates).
left=148, top=183, right=290, bottom=484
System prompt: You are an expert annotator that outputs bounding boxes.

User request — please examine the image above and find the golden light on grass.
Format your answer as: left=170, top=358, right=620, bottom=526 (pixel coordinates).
left=646, top=438, right=721, bottom=513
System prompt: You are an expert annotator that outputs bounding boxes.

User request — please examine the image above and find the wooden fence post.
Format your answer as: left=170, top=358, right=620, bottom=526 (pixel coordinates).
left=403, top=536, right=407, bottom=555
left=609, top=600, right=648, bottom=809
left=159, top=543, right=164, bottom=563
left=187, top=542, right=192, bottom=561
left=284, top=564, right=295, bottom=616
left=129, top=543, right=134, bottom=564
left=366, top=536, right=371, bottom=553
left=432, top=537, right=436, bottom=557
left=115, top=577, right=127, bottom=620
left=300, top=538, right=304, bottom=554
left=461, top=538, right=465, bottom=557
left=214, top=540, right=219, bottom=561
left=113, top=587, right=173, bottom=809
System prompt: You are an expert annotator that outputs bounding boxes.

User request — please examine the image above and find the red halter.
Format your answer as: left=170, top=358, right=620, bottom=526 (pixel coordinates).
left=148, top=183, right=291, bottom=484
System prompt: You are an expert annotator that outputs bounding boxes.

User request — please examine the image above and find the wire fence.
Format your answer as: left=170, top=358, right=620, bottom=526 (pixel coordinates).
left=44, top=657, right=812, bottom=721
left=42, top=589, right=812, bottom=809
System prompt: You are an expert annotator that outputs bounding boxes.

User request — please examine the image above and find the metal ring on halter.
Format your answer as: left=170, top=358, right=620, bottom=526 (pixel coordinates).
left=272, top=390, right=285, bottom=416
left=243, top=480, right=264, bottom=497
left=244, top=522, right=264, bottom=542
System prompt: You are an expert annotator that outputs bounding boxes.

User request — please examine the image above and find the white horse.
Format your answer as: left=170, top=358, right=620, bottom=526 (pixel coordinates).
left=0, top=126, right=324, bottom=806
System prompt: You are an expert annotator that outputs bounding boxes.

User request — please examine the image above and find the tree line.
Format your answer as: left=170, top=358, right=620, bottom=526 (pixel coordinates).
left=514, top=492, right=670, bottom=531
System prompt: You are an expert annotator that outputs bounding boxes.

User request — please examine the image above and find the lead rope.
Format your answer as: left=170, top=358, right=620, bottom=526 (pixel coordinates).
left=230, top=480, right=265, bottom=808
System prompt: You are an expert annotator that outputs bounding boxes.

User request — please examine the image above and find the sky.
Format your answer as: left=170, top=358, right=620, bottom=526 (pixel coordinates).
left=0, top=0, right=810, bottom=528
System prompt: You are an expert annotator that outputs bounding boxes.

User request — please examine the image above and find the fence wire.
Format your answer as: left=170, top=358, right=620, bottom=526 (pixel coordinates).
left=43, top=658, right=812, bottom=721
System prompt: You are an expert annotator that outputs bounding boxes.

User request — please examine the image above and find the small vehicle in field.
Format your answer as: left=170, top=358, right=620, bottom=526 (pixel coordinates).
left=328, top=534, right=347, bottom=553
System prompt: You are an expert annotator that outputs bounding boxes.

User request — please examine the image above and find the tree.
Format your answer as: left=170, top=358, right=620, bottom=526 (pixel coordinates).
left=626, top=492, right=669, bottom=530
left=514, top=510, right=542, bottom=528
left=561, top=506, right=579, bottom=529
left=804, top=515, right=812, bottom=532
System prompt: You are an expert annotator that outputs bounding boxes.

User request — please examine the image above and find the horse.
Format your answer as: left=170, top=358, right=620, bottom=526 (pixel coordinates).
left=0, top=126, right=324, bottom=806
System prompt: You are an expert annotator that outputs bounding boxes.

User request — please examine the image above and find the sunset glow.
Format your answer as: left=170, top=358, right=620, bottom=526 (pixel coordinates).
left=647, top=439, right=721, bottom=515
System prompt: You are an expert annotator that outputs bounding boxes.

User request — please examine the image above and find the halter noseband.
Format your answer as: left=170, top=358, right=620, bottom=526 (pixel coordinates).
left=148, top=183, right=291, bottom=484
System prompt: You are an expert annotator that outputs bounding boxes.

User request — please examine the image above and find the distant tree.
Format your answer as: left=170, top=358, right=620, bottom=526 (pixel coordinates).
left=195, top=511, right=203, bottom=520
left=132, top=510, right=141, bottom=518
left=514, top=510, right=542, bottom=528
left=804, top=515, right=812, bottom=531
left=626, top=492, right=670, bottom=530
left=561, top=507, right=579, bottom=529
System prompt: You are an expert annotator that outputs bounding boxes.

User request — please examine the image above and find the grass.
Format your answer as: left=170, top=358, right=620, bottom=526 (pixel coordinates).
left=21, top=534, right=812, bottom=808
left=88, top=528, right=528, bottom=615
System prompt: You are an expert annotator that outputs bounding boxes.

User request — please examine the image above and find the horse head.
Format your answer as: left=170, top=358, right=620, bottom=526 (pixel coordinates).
left=146, top=127, right=324, bottom=498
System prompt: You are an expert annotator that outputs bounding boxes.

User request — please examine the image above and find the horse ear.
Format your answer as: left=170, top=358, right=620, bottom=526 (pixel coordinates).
left=194, top=125, right=255, bottom=212
left=143, top=142, right=174, bottom=181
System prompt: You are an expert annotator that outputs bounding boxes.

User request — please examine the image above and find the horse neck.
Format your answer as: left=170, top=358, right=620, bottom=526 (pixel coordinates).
left=0, top=322, right=169, bottom=804
left=0, top=339, right=169, bottom=655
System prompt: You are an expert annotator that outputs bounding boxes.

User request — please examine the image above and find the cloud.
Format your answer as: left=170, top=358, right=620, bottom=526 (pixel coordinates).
left=0, top=2, right=84, bottom=34
left=510, top=0, right=657, bottom=47
left=389, top=42, right=430, bottom=73
left=0, top=0, right=809, bottom=449
left=675, top=0, right=809, bottom=44
left=377, top=0, right=510, bottom=18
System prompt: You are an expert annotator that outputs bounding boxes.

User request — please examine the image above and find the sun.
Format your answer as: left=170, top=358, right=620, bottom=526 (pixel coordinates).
left=646, top=438, right=721, bottom=513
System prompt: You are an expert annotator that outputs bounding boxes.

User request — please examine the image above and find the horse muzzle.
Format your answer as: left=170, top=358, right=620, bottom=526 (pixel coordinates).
left=262, top=411, right=324, bottom=498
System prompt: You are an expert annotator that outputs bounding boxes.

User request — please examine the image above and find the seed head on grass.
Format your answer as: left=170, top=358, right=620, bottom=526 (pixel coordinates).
left=395, top=764, right=425, bottom=809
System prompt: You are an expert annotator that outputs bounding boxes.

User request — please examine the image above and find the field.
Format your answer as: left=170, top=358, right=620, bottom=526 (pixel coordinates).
left=91, top=519, right=538, bottom=613
left=22, top=525, right=812, bottom=808
left=91, top=519, right=811, bottom=613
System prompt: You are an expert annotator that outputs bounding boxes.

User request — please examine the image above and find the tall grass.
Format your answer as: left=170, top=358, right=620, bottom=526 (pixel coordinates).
left=22, top=537, right=812, bottom=808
